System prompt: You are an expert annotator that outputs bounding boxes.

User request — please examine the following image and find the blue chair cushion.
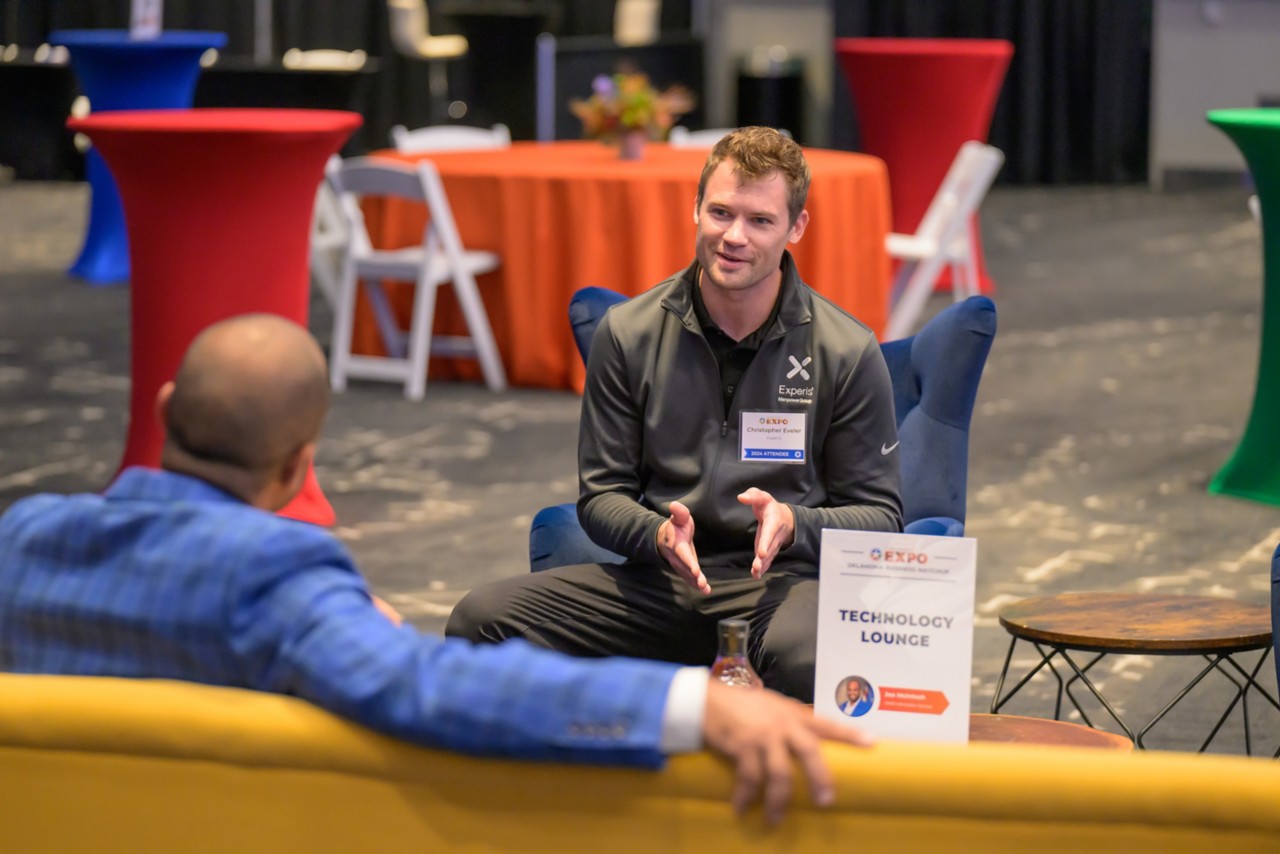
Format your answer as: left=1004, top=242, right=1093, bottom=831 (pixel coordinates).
left=530, top=503, right=624, bottom=572
left=904, top=516, right=966, bottom=538
left=569, top=286, right=629, bottom=364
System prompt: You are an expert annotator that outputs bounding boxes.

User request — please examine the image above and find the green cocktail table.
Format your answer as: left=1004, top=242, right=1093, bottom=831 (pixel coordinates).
left=1207, top=109, right=1280, bottom=505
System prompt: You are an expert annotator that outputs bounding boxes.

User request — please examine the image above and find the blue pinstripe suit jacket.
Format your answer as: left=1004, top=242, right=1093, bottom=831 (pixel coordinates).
left=0, top=468, right=677, bottom=768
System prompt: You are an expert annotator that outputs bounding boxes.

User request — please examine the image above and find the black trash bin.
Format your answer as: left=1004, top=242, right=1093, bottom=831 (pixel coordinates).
left=736, top=46, right=804, bottom=143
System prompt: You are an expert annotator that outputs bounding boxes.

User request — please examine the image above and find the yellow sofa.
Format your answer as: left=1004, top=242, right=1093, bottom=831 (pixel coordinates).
left=1, top=673, right=1279, bottom=852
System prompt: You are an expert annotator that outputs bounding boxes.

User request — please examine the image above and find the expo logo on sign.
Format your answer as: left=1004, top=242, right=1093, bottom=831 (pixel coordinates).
left=871, top=548, right=928, bottom=565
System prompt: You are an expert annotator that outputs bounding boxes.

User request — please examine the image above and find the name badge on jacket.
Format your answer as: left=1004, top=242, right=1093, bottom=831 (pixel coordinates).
left=740, top=411, right=807, bottom=464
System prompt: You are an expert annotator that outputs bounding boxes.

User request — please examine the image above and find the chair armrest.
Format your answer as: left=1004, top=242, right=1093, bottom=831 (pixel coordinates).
left=903, top=516, right=964, bottom=537
left=529, top=503, right=625, bottom=572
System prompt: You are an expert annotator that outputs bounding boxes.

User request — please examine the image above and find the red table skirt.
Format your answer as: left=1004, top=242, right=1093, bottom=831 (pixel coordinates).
left=836, top=38, right=1013, bottom=292
left=68, top=108, right=362, bottom=525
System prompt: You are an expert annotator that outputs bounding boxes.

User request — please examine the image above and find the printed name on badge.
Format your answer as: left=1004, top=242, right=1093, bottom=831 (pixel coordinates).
left=740, top=411, right=807, bottom=464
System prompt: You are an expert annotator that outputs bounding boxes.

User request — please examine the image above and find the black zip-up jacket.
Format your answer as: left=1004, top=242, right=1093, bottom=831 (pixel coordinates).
left=577, top=254, right=903, bottom=575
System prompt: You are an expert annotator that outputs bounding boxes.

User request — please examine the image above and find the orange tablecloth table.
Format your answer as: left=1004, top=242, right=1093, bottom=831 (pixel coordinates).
left=357, top=141, right=891, bottom=391
left=67, top=108, right=361, bottom=526
left=836, top=38, right=1012, bottom=293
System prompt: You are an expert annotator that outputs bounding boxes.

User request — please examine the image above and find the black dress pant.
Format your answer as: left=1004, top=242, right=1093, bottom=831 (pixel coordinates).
left=446, top=561, right=819, bottom=702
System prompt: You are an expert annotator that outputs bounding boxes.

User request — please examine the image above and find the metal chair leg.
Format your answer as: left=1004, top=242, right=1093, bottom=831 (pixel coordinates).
left=1055, top=650, right=1137, bottom=743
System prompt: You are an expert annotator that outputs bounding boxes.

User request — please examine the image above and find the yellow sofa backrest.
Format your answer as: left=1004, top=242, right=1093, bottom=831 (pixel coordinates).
left=1, top=673, right=1279, bottom=852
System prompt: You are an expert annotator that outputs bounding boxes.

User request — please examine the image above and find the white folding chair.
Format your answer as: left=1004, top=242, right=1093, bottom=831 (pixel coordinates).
left=308, top=180, right=347, bottom=308
left=326, top=155, right=507, bottom=401
left=883, top=141, right=1004, bottom=342
left=667, top=126, right=790, bottom=147
left=389, top=123, right=511, bottom=154
left=296, top=48, right=368, bottom=307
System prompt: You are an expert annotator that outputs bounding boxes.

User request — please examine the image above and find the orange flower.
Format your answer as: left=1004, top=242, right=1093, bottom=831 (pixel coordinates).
left=570, top=72, right=696, bottom=142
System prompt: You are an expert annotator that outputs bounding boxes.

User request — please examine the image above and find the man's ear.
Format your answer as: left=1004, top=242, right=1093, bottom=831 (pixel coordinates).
left=788, top=209, right=810, bottom=245
left=278, top=441, right=316, bottom=499
left=154, top=381, right=176, bottom=429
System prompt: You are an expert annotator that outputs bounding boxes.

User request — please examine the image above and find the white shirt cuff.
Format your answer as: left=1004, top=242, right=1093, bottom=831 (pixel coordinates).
left=659, top=666, right=708, bottom=753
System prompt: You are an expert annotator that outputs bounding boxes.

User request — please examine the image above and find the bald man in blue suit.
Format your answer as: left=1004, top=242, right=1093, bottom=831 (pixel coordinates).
left=0, top=314, right=868, bottom=825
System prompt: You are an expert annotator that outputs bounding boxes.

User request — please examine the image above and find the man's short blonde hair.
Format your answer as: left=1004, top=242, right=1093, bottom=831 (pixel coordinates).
left=695, top=126, right=811, bottom=224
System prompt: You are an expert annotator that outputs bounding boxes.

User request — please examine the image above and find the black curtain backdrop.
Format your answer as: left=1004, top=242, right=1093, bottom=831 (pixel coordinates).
left=832, top=1, right=1152, bottom=184
left=4, top=1, right=1141, bottom=182
left=2, top=0, right=694, bottom=154
left=7, top=0, right=422, bottom=153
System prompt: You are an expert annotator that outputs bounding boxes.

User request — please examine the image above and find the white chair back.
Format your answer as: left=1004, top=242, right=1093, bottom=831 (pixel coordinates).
left=883, top=141, right=1004, bottom=341
left=614, top=0, right=660, bottom=47
left=913, top=141, right=1004, bottom=252
left=667, top=126, right=790, bottom=147
left=282, top=48, right=367, bottom=70
left=668, top=126, right=727, bottom=147
left=385, top=0, right=468, bottom=124
left=33, top=43, right=69, bottom=64
left=390, top=123, right=511, bottom=154
left=325, top=156, right=414, bottom=260
left=386, top=0, right=468, bottom=59
left=325, top=155, right=506, bottom=400
left=308, top=172, right=349, bottom=308
left=387, top=0, right=427, bottom=55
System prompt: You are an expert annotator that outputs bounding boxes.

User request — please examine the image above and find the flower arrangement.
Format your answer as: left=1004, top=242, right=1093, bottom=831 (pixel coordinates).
left=570, top=72, right=695, bottom=143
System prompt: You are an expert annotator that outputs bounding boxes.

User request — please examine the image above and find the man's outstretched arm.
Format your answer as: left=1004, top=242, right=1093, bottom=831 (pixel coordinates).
left=231, top=541, right=872, bottom=821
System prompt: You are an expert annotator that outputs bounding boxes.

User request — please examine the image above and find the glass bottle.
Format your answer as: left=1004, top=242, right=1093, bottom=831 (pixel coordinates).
left=710, top=618, right=761, bottom=688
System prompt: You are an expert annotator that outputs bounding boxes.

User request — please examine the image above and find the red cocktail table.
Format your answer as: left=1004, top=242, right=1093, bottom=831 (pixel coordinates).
left=836, top=38, right=1012, bottom=294
left=67, top=108, right=361, bottom=525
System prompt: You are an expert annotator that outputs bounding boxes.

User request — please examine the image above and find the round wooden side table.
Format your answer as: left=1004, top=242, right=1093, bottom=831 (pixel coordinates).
left=991, top=592, right=1277, bottom=753
left=969, top=713, right=1133, bottom=751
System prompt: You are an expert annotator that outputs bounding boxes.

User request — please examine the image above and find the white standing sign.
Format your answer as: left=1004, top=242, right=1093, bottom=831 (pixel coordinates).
left=130, top=0, right=163, bottom=40
left=815, top=529, right=977, bottom=743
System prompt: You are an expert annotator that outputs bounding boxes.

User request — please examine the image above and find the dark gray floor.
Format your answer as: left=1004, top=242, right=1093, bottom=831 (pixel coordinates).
left=2, top=176, right=1278, bottom=755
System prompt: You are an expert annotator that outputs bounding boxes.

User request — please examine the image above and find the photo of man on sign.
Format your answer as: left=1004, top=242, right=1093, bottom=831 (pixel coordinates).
left=836, top=675, right=875, bottom=717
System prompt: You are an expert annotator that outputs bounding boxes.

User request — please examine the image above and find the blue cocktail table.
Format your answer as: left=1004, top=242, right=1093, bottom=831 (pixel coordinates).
left=51, top=29, right=226, bottom=285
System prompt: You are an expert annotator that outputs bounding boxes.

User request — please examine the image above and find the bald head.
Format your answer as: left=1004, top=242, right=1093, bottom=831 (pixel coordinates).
left=161, top=315, right=329, bottom=501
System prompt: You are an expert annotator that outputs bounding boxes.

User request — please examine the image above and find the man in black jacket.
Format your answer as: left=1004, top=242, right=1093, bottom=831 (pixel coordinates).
left=448, top=127, right=902, bottom=701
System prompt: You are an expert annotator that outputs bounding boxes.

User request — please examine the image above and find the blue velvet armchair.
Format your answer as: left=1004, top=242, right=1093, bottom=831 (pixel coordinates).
left=529, top=289, right=997, bottom=572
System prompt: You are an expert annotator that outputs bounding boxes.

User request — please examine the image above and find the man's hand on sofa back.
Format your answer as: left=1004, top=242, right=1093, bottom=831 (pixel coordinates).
left=702, top=679, right=874, bottom=826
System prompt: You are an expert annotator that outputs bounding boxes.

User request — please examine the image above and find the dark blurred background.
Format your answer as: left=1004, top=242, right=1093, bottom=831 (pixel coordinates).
left=1, top=0, right=1150, bottom=184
